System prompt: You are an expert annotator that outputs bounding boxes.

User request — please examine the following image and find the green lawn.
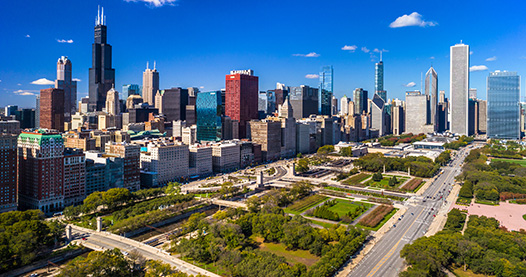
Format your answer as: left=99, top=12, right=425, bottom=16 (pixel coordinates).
left=493, top=158, right=526, bottom=167
left=357, top=208, right=398, bottom=231
left=451, top=266, right=488, bottom=277
left=364, top=176, right=410, bottom=189
left=253, top=236, right=320, bottom=267
left=326, top=199, right=372, bottom=218
left=475, top=199, right=499, bottom=206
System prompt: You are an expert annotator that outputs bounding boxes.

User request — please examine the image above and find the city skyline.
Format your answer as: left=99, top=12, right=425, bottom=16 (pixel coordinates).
left=2, top=0, right=526, bottom=108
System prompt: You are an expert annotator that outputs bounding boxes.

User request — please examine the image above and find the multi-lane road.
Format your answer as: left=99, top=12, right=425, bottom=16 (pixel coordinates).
left=348, top=147, right=472, bottom=277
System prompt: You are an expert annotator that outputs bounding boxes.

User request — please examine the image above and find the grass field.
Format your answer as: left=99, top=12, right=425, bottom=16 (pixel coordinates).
left=253, top=236, right=320, bottom=267
left=342, top=173, right=370, bottom=186
left=326, top=199, right=372, bottom=218
left=451, top=266, right=488, bottom=277
left=364, top=176, right=410, bottom=189
left=456, top=197, right=472, bottom=205
left=284, top=195, right=328, bottom=215
left=493, top=158, right=526, bottom=167
left=475, top=199, right=499, bottom=206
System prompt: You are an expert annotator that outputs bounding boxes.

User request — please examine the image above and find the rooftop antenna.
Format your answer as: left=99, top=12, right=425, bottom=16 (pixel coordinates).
left=146, top=61, right=149, bottom=69
left=101, top=7, right=104, bottom=25
left=153, top=61, right=156, bottom=70
left=420, top=72, right=423, bottom=93
left=380, top=50, right=383, bottom=62
left=97, top=5, right=100, bottom=25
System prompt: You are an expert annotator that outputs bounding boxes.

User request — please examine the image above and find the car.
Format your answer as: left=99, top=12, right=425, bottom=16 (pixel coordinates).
left=411, top=213, right=414, bottom=215
left=433, top=215, right=436, bottom=217
left=398, top=217, right=401, bottom=220
left=81, top=237, right=87, bottom=241
left=431, top=208, right=434, bottom=210
left=122, top=251, right=129, bottom=256
left=393, top=224, right=396, bottom=227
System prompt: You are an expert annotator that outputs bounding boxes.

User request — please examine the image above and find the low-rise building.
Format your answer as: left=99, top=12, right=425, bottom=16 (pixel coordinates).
left=212, top=142, right=240, bottom=173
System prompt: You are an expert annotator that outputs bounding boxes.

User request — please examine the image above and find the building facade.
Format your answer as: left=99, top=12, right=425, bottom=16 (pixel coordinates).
left=487, top=71, right=521, bottom=140
left=105, top=142, right=141, bottom=191
left=319, top=65, right=333, bottom=116
left=450, top=43, right=470, bottom=135
left=353, top=88, right=368, bottom=115
left=0, top=134, right=18, bottom=213
left=63, top=148, right=86, bottom=207
left=142, top=64, right=159, bottom=106
left=55, top=56, right=78, bottom=121
left=196, top=91, right=222, bottom=142
left=289, top=85, right=318, bottom=119
left=375, top=60, right=387, bottom=102
left=225, top=70, right=259, bottom=138
left=40, top=88, right=65, bottom=132
left=425, top=66, right=438, bottom=131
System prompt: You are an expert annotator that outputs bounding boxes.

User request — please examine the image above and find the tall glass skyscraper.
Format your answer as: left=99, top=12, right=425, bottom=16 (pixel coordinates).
left=196, top=91, right=222, bottom=142
left=375, top=60, right=386, bottom=102
left=487, top=71, right=521, bottom=140
left=122, top=84, right=141, bottom=97
left=319, top=65, right=333, bottom=116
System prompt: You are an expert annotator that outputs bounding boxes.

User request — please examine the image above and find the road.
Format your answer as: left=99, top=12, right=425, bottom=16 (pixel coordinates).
left=69, top=225, right=220, bottom=277
left=348, top=147, right=472, bottom=277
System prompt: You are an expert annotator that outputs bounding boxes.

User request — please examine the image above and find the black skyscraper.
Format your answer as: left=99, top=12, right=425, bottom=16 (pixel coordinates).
left=89, top=6, right=115, bottom=112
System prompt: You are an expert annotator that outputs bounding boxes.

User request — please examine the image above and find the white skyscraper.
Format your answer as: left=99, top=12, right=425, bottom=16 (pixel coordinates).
left=450, top=43, right=470, bottom=135
left=340, top=95, right=349, bottom=115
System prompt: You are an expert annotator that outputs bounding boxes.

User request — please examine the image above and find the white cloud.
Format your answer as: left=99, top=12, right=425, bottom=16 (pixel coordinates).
left=361, top=47, right=370, bottom=53
left=73, top=78, right=81, bottom=82
left=430, top=56, right=435, bottom=59
left=293, top=52, right=320, bottom=57
left=470, top=65, right=488, bottom=72
left=13, top=90, right=37, bottom=96
left=57, top=39, right=74, bottom=43
left=470, top=51, right=473, bottom=55
left=199, top=86, right=204, bottom=89
left=17, top=83, right=22, bottom=86
left=124, top=0, right=178, bottom=7
left=341, top=45, right=357, bottom=51
left=486, top=56, right=497, bottom=61
left=25, top=34, right=30, bottom=38
left=305, top=74, right=319, bottom=79
left=389, top=12, right=437, bottom=28
left=31, top=78, right=55, bottom=85
left=404, top=82, right=416, bottom=87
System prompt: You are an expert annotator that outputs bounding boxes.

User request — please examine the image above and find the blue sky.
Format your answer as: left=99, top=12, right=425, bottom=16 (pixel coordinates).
left=2, top=0, right=526, bottom=108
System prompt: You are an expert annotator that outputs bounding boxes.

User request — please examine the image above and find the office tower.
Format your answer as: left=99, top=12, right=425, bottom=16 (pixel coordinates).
left=439, top=90, right=446, bottom=103
left=105, top=142, right=141, bottom=191
left=353, top=88, right=368, bottom=115
left=273, top=83, right=289, bottom=108
left=450, top=43, right=470, bottom=135
left=487, top=71, right=521, bottom=140
left=340, top=96, right=349, bottom=115
left=212, top=142, right=241, bottom=173
left=405, top=91, right=434, bottom=134
left=127, top=105, right=158, bottom=124
left=196, top=91, right=222, bottom=142
left=225, top=69, right=259, bottom=138
left=89, top=6, right=115, bottom=112
left=155, top=88, right=180, bottom=122
left=55, top=56, right=77, bottom=120
left=289, top=85, right=318, bottom=119
left=189, top=145, right=213, bottom=177
left=279, top=97, right=296, bottom=158
left=13, top=109, right=36, bottom=129
left=40, top=88, right=65, bottom=132
left=63, top=148, right=86, bottom=207
left=105, top=85, right=120, bottom=115
left=371, top=94, right=387, bottom=136
left=249, top=120, right=282, bottom=161
left=186, top=91, right=197, bottom=125
left=425, top=66, right=438, bottom=131
left=469, top=88, right=477, bottom=100
left=0, top=134, right=18, bottom=213
left=4, top=105, right=18, bottom=117
left=143, top=63, right=159, bottom=106
left=18, top=130, right=64, bottom=213
left=126, top=95, right=143, bottom=110
left=258, top=91, right=269, bottom=118
left=477, top=100, right=487, bottom=134
left=122, top=84, right=141, bottom=97
left=375, top=59, right=387, bottom=102
left=85, top=151, right=123, bottom=195
left=391, top=99, right=405, bottom=135
left=140, top=140, right=189, bottom=185
left=0, top=120, right=20, bottom=134
left=331, top=96, right=338, bottom=116
left=319, top=65, right=333, bottom=116
left=35, top=96, right=40, bottom=128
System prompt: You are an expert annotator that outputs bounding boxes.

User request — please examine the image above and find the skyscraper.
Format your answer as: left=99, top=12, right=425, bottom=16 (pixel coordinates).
left=319, top=65, right=333, bottom=116
left=55, top=56, right=77, bottom=121
left=425, top=66, right=438, bottom=131
left=196, top=91, right=222, bottom=142
left=371, top=94, right=387, bottom=136
left=142, top=63, right=159, bottom=106
left=375, top=58, right=387, bottom=102
left=225, top=69, right=259, bottom=138
left=487, top=71, right=521, bottom=140
left=105, top=85, right=119, bottom=115
left=0, top=134, right=17, bottom=213
left=450, top=43, right=470, bottom=135
left=353, top=88, right=368, bottom=115
left=18, top=130, right=65, bottom=213
left=122, top=84, right=141, bottom=97
left=39, top=88, right=65, bottom=132
left=289, top=85, right=319, bottom=120
left=89, top=6, right=115, bottom=112
left=469, top=88, right=477, bottom=99
left=340, top=96, right=349, bottom=115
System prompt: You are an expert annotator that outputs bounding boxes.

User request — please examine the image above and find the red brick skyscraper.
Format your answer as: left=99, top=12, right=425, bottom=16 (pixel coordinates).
left=0, top=134, right=18, bottom=213
left=40, top=88, right=65, bottom=132
left=225, top=70, right=258, bottom=138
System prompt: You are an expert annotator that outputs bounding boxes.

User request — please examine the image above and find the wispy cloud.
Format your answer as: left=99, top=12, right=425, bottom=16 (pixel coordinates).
left=389, top=12, right=437, bottom=28
left=73, top=78, right=81, bottom=82
left=305, top=74, right=319, bottom=79
left=404, top=82, right=416, bottom=87
left=31, top=78, right=55, bottom=85
left=57, top=39, right=74, bottom=43
left=470, top=51, right=473, bottom=55
left=293, top=52, right=320, bottom=57
left=373, top=48, right=388, bottom=53
left=25, top=34, right=30, bottom=38
left=13, top=89, right=37, bottom=96
left=124, top=0, right=178, bottom=8
left=199, top=86, right=204, bottom=89
left=341, top=45, right=357, bottom=51
left=470, top=65, right=488, bottom=72
left=361, top=47, right=370, bottom=53
left=430, top=56, right=435, bottom=60
left=486, top=56, right=497, bottom=62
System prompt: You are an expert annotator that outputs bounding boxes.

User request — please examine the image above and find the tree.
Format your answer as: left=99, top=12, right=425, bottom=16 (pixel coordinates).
left=372, top=172, right=383, bottom=182
left=295, top=158, right=309, bottom=173
left=58, top=248, right=134, bottom=277
left=165, top=182, right=181, bottom=195
left=388, top=176, right=397, bottom=187
left=317, top=145, right=335, bottom=155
